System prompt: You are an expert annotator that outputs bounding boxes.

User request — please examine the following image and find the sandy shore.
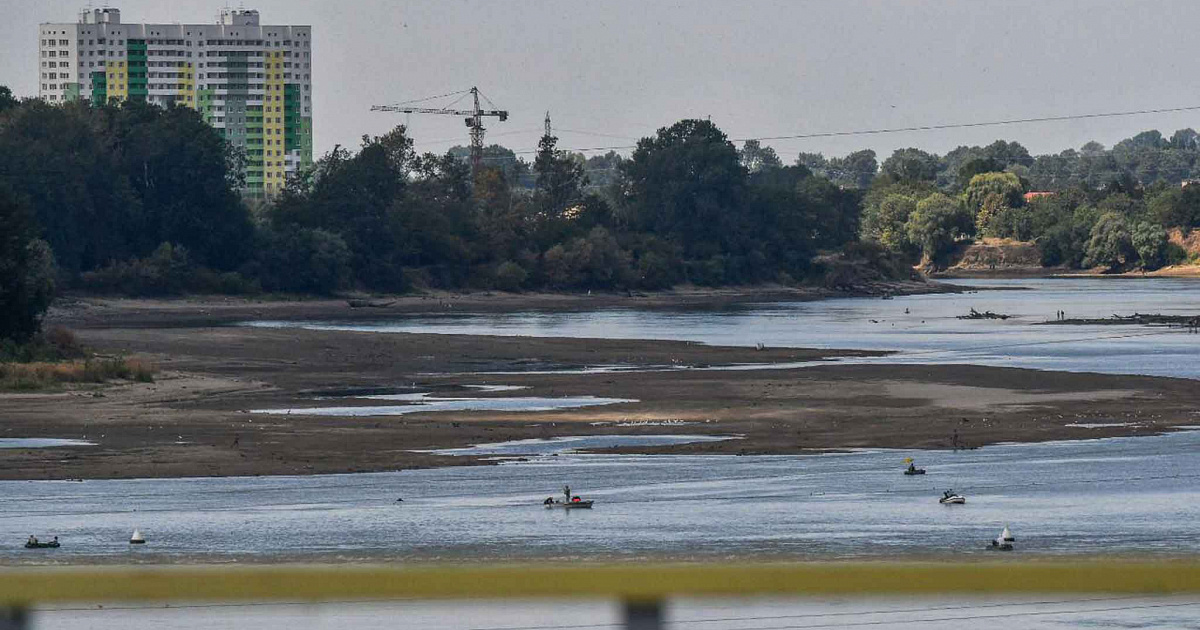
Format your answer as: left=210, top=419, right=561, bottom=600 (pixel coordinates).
left=2, top=288, right=1199, bottom=480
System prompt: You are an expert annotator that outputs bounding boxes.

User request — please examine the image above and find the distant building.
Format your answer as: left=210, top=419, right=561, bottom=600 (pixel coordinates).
left=1023, top=191, right=1056, bottom=202
left=1181, top=179, right=1200, bottom=189
left=38, top=7, right=313, bottom=196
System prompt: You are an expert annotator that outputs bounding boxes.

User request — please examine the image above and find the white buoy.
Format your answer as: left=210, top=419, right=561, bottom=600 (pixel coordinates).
left=1001, top=526, right=1015, bottom=542
left=129, top=529, right=146, bottom=545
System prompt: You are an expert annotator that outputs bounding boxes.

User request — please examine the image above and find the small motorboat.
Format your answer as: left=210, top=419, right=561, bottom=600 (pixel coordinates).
left=545, top=485, right=594, bottom=509
left=543, top=497, right=594, bottom=509
left=989, top=527, right=1015, bottom=551
left=903, top=458, right=925, bottom=475
left=130, top=529, right=146, bottom=545
left=24, top=538, right=59, bottom=549
left=939, top=490, right=966, bottom=504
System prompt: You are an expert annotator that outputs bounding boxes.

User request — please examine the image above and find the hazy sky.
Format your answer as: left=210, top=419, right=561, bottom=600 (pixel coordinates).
left=7, top=0, right=1200, bottom=164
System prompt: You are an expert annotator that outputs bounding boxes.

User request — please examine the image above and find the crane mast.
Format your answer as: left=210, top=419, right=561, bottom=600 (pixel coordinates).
left=371, top=87, right=508, bottom=173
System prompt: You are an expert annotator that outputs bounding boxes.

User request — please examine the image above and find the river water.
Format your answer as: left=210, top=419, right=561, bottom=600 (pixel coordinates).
left=250, top=278, right=1200, bottom=378
left=5, top=429, right=1200, bottom=563
left=15, top=429, right=1200, bottom=628
left=17, top=279, right=1200, bottom=627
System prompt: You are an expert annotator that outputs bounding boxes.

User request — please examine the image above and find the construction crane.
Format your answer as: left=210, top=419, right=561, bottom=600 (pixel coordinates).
left=371, top=87, right=508, bottom=172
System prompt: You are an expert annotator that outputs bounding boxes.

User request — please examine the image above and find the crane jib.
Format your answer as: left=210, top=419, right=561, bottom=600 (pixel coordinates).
left=370, top=86, right=508, bottom=172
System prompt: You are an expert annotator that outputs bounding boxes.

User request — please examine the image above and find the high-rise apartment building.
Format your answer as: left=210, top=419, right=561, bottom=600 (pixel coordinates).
left=38, top=7, right=313, bottom=196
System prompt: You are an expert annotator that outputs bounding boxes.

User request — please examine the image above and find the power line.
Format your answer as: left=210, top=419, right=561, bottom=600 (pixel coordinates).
left=497, top=104, right=1200, bottom=156
left=738, top=105, right=1200, bottom=144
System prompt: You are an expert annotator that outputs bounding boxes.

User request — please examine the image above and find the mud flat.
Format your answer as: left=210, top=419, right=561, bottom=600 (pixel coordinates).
left=1, top=294, right=1198, bottom=480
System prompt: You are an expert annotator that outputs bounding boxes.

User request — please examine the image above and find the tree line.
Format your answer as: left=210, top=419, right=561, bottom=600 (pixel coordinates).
left=840, top=137, right=1200, bottom=271
left=5, top=79, right=1200, bottom=344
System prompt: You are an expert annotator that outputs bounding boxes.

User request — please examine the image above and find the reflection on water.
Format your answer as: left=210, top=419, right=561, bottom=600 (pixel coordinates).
left=250, top=394, right=636, bottom=417
left=3, top=429, right=1199, bottom=563
left=422, top=434, right=735, bottom=456
left=0, top=439, right=95, bottom=449
left=245, top=278, right=1200, bottom=379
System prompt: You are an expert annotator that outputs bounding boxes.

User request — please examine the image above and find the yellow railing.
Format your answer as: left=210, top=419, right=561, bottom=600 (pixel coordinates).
left=4, top=562, right=1200, bottom=628
left=4, top=561, right=1200, bottom=603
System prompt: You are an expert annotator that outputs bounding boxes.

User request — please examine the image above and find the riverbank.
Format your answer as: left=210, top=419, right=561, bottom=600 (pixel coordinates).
left=48, top=280, right=958, bottom=329
left=936, top=265, right=1200, bottom=280
left=3, top=290, right=1200, bottom=480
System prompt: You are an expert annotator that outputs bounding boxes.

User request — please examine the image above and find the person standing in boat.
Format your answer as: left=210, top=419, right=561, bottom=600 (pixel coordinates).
left=563, top=485, right=571, bottom=503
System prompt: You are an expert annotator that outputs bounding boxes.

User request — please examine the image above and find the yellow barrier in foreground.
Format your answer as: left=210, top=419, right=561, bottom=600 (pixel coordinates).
left=2, top=562, right=1200, bottom=605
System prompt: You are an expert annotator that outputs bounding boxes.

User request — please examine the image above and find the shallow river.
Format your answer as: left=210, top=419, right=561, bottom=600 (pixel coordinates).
left=6, top=429, right=1200, bottom=563
left=18, top=279, right=1200, bottom=628
left=14, top=430, right=1200, bottom=628
left=250, top=278, right=1200, bottom=378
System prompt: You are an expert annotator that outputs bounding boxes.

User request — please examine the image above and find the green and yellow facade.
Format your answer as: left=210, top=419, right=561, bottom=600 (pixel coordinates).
left=41, top=8, right=312, bottom=197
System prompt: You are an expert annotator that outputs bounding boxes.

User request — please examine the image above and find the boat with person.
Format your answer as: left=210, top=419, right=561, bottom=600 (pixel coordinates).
left=939, top=490, right=966, bottom=504
left=544, top=484, right=595, bottom=509
left=903, top=458, right=925, bottom=475
left=544, top=498, right=595, bottom=509
left=24, top=536, right=59, bottom=549
left=989, top=527, right=1015, bottom=551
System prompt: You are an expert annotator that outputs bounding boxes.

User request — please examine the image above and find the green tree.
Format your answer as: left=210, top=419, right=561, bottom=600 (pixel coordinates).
left=254, top=226, right=352, bottom=294
left=0, top=85, right=17, bottom=113
left=739, top=140, right=782, bottom=173
left=622, top=119, right=748, bottom=259
left=964, top=171, right=1024, bottom=228
left=493, top=260, right=528, bottom=291
left=1131, top=221, right=1168, bottom=270
left=532, top=132, right=590, bottom=249
left=1083, top=212, right=1135, bottom=271
left=1148, top=186, right=1200, bottom=228
left=795, top=152, right=829, bottom=174
left=905, top=192, right=974, bottom=266
left=881, top=148, right=941, bottom=183
left=861, top=193, right=917, bottom=254
left=0, top=184, right=56, bottom=342
left=827, top=149, right=878, bottom=189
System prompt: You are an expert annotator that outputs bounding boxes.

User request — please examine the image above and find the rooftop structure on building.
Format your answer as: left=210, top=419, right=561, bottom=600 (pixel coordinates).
left=38, top=6, right=313, bottom=196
